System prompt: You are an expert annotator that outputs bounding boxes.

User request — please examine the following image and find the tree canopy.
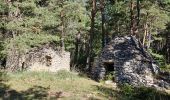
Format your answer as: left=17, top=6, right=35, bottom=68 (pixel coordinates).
left=0, top=0, right=170, bottom=71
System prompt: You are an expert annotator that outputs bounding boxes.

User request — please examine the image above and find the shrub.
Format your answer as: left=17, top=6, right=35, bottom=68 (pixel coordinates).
left=148, top=49, right=166, bottom=66
left=0, top=71, right=9, bottom=82
left=105, top=71, right=115, bottom=81
left=120, top=84, right=170, bottom=100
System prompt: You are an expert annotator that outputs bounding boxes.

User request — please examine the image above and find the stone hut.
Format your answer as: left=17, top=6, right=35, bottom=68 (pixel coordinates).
left=6, top=43, right=70, bottom=72
left=92, top=36, right=170, bottom=89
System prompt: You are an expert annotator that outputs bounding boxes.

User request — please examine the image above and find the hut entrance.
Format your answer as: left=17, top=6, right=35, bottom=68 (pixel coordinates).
left=45, top=55, right=52, bottom=66
left=104, top=62, right=114, bottom=72
left=104, top=62, right=115, bottom=80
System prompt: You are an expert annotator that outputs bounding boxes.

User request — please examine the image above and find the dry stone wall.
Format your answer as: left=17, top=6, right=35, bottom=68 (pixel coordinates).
left=6, top=43, right=70, bottom=72
left=92, top=36, right=170, bottom=90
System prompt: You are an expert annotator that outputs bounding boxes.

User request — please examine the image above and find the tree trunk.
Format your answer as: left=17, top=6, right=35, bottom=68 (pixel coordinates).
left=147, top=25, right=151, bottom=49
left=86, top=0, right=96, bottom=72
left=100, top=0, right=106, bottom=48
left=61, top=21, right=65, bottom=53
left=143, top=23, right=148, bottom=48
left=130, top=0, right=135, bottom=35
left=136, top=0, right=140, bottom=26
left=75, top=31, right=81, bottom=65
left=166, top=32, right=170, bottom=64
left=136, top=0, right=140, bottom=34
left=130, top=0, right=140, bottom=37
left=60, top=10, right=65, bottom=53
left=7, top=0, right=15, bottom=38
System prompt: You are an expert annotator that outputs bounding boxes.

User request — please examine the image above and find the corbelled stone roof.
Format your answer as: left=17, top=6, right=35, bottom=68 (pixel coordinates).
left=92, top=36, right=170, bottom=90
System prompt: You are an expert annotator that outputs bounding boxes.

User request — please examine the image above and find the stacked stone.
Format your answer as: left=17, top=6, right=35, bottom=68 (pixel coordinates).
left=92, top=36, right=170, bottom=90
left=5, top=43, right=70, bottom=72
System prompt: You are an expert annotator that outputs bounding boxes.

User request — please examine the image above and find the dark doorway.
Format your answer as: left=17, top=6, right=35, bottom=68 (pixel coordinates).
left=45, top=55, right=52, bottom=66
left=21, top=62, right=25, bottom=70
left=104, top=62, right=114, bottom=72
left=104, top=62, right=115, bottom=80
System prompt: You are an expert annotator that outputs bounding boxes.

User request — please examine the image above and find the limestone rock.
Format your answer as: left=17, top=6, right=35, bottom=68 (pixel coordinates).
left=6, top=43, right=70, bottom=72
left=92, top=36, right=170, bottom=90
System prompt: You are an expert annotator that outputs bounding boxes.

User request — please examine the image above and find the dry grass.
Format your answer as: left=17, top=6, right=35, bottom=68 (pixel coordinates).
left=1, top=71, right=169, bottom=100
left=0, top=71, right=119, bottom=100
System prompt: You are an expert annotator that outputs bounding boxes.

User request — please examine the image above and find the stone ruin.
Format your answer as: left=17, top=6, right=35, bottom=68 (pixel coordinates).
left=5, top=43, right=70, bottom=72
left=92, top=36, right=170, bottom=89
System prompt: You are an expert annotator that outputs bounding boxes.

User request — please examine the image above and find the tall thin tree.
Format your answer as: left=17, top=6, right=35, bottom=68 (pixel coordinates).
left=86, top=0, right=97, bottom=72
left=100, top=0, right=106, bottom=48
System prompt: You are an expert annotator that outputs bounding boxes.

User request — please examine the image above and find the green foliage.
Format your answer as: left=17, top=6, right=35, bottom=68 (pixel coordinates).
left=120, top=84, right=170, bottom=100
left=4, top=33, right=59, bottom=53
left=142, top=3, right=170, bottom=30
left=0, top=0, right=170, bottom=72
left=0, top=70, right=117, bottom=99
left=120, top=84, right=134, bottom=99
left=161, top=64, right=170, bottom=72
left=0, top=0, right=8, bottom=14
left=0, top=71, right=9, bottom=82
left=105, top=71, right=115, bottom=81
left=148, top=49, right=166, bottom=66
left=0, top=41, right=5, bottom=59
left=106, top=0, right=130, bottom=35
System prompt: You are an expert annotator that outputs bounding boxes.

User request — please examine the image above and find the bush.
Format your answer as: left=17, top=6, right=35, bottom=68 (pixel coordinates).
left=0, top=41, right=5, bottom=60
left=161, top=64, right=170, bottom=72
left=120, top=84, right=170, bottom=100
left=0, top=71, right=9, bottom=82
left=105, top=71, right=115, bottom=81
left=148, top=49, right=166, bottom=66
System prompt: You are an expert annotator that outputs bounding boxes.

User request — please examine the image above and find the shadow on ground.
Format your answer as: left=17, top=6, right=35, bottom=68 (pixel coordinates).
left=0, top=85, right=48, bottom=99
left=0, top=72, right=64, bottom=99
left=94, top=84, right=170, bottom=100
left=1, top=71, right=170, bottom=100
